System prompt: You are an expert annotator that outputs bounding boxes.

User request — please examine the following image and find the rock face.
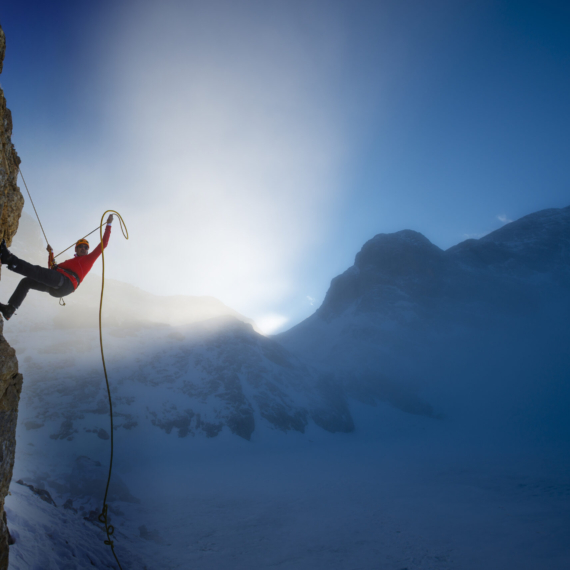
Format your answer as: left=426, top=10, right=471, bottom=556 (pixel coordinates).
left=0, top=24, right=24, bottom=570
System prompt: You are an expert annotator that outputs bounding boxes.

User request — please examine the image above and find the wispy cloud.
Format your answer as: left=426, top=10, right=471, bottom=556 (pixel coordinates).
left=497, top=214, right=512, bottom=224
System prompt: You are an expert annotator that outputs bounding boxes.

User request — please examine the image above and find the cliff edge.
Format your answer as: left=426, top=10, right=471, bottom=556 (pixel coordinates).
left=0, top=23, right=25, bottom=570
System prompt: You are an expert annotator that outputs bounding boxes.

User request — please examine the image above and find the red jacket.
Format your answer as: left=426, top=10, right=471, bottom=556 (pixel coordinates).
left=55, top=225, right=111, bottom=290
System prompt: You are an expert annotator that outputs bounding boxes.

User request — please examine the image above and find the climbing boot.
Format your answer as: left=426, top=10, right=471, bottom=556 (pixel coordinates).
left=0, top=303, right=15, bottom=321
left=0, top=239, right=13, bottom=265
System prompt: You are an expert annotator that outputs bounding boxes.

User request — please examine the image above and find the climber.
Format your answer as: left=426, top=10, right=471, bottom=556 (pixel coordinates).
left=0, top=214, right=114, bottom=320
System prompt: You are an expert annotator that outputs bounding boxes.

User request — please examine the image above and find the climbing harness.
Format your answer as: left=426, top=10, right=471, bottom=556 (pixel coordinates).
left=14, top=169, right=129, bottom=569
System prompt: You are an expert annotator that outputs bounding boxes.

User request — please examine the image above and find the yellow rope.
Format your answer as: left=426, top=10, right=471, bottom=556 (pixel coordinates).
left=7, top=161, right=131, bottom=566
left=96, top=210, right=128, bottom=569
left=53, top=223, right=106, bottom=260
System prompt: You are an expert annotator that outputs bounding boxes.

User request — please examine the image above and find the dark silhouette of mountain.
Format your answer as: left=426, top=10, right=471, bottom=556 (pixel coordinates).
left=277, top=206, right=570, bottom=424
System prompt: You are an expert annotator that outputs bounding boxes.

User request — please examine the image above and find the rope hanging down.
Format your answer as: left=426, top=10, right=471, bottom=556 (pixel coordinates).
left=15, top=170, right=130, bottom=568
left=97, top=210, right=128, bottom=569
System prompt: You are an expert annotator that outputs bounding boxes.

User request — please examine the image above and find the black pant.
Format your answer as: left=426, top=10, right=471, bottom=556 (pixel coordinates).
left=7, top=256, right=75, bottom=308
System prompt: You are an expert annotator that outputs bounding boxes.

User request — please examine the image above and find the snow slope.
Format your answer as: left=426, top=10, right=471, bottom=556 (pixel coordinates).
left=278, top=206, right=570, bottom=433
left=3, top=207, right=570, bottom=569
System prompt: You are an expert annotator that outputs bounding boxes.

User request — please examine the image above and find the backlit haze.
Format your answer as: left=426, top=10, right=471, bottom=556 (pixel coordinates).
left=1, top=0, right=569, bottom=333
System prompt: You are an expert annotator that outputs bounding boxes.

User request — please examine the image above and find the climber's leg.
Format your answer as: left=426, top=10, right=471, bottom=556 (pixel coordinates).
left=5, top=256, right=64, bottom=288
left=9, top=278, right=52, bottom=308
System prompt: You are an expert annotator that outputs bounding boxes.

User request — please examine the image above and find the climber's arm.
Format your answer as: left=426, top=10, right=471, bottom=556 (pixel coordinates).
left=46, top=244, right=55, bottom=268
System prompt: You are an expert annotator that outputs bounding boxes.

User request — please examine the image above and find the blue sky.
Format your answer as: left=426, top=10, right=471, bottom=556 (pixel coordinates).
left=1, top=0, right=569, bottom=332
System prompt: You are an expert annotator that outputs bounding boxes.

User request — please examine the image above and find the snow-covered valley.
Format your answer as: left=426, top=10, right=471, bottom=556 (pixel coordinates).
left=3, top=207, right=570, bottom=569
left=7, top=410, right=570, bottom=570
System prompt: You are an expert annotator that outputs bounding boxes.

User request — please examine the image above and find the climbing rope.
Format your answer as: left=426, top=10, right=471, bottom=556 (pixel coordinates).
left=17, top=167, right=50, bottom=246
left=97, top=210, right=128, bottom=569
left=12, top=169, right=130, bottom=569
left=16, top=167, right=109, bottom=261
left=53, top=223, right=108, bottom=260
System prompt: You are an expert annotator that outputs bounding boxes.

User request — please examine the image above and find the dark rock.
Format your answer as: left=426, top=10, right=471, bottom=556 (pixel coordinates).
left=63, top=499, right=77, bottom=514
left=202, top=421, right=223, bottom=438
left=108, top=504, right=124, bottom=516
left=49, top=419, right=76, bottom=440
left=97, top=428, right=109, bottom=440
left=226, top=408, right=255, bottom=441
left=23, top=421, right=44, bottom=431
left=256, top=397, right=307, bottom=433
left=69, top=456, right=140, bottom=504
left=83, top=510, right=101, bottom=524
left=15, top=480, right=57, bottom=507
left=150, top=409, right=195, bottom=438
left=139, top=525, right=164, bottom=544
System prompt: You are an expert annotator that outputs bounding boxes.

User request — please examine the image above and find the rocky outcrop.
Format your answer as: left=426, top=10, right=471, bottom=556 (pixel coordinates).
left=0, top=24, right=24, bottom=570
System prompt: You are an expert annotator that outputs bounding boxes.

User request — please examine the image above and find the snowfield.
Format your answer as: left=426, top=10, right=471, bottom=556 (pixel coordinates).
left=3, top=207, right=570, bottom=569
left=7, top=412, right=570, bottom=570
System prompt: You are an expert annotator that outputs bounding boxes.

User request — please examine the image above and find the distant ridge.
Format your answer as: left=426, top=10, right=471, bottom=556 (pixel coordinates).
left=277, top=205, right=570, bottom=419
left=281, top=205, right=570, bottom=329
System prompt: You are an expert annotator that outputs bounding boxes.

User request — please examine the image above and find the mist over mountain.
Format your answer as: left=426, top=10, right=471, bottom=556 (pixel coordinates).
left=5, top=212, right=352, bottom=449
left=7, top=212, right=254, bottom=330
left=4, top=206, right=570, bottom=569
left=7, top=206, right=569, bottom=447
left=5, top=212, right=359, bottom=568
left=279, top=206, right=570, bottom=438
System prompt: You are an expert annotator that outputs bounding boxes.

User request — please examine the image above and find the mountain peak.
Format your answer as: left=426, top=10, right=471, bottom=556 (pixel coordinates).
left=480, top=205, right=570, bottom=247
left=294, top=204, right=570, bottom=325
left=355, top=229, right=444, bottom=272
left=448, top=205, right=570, bottom=275
left=317, top=229, right=445, bottom=320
